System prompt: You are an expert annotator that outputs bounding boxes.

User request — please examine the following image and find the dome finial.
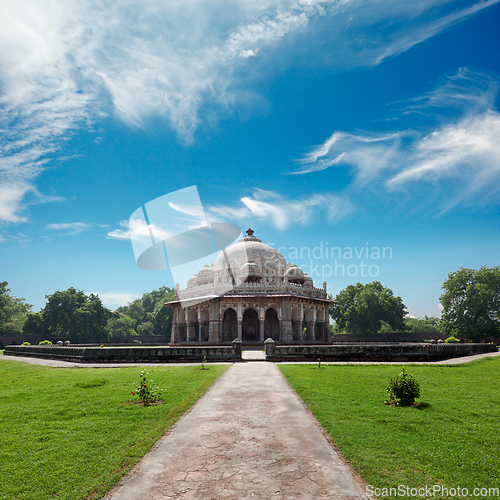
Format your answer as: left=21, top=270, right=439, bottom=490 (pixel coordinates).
left=246, top=228, right=254, bottom=237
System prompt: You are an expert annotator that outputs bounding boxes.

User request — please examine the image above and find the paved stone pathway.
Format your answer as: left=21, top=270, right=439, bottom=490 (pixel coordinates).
left=103, top=361, right=369, bottom=499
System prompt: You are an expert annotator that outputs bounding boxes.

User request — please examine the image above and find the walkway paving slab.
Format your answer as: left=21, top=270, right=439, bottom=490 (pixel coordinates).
left=103, top=362, right=370, bottom=499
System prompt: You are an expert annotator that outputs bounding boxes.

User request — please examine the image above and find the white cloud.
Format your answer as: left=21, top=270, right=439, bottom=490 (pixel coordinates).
left=208, top=188, right=353, bottom=230
left=294, top=69, right=500, bottom=209
left=107, top=219, right=174, bottom=243
left=372, top=0, right=500, bottom=65
left=91, top=291, right=140, bottom=309
left=45, top=222, right=92, bottom=235
left=0, top=182, right=33, bottom=223
left=1, top=0, right=498, bottom=222
left=168, top=202, right=206, bottom=218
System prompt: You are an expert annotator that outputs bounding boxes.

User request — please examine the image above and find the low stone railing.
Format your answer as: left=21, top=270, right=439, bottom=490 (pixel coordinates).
left=4, top=339, right=243, bottom=363
left=264, top=339, right=497, bottom=362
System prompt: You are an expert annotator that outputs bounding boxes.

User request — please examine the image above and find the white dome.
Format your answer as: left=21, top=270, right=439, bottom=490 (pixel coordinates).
left=303, top=273, right=314, bottom=287
left=187, top=274, right=199, bottom=288
left=285, top=264, right=305, bottom=279
left=214, top=229, right=286, bottom=276
left=198, top=265, right=214, bottom=280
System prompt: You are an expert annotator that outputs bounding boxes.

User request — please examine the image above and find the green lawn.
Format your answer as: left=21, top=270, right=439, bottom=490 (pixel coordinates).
left=280, top=358, right=500, bottom=500
left=0, top=360, right=228, bottom=500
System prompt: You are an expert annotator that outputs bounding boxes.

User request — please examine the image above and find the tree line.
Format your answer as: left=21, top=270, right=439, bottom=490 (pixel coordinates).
left=0, top=282, right=175, bottom=344
left=330, top=266, right=500, bottom=342
left=1, top=265, right=499, bottom=344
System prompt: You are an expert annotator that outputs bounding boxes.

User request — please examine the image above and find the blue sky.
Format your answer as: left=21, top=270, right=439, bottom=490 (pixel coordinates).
left=1, top=0, right=500, bottom=318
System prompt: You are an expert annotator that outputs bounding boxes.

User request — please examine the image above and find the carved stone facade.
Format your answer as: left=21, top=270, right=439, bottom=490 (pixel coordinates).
left=168, top=229, right=333, bottom=344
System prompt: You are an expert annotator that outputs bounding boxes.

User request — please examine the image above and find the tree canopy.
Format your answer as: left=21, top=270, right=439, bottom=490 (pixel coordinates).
left=331, top=281, right=407, bottom=336
left=42, top=288, right=111, bottom=343
left=0, top=281, right=33, bottom=335
left=116, top=286, right=175, bottom=338
left=440, top=266, right=500, bottom=341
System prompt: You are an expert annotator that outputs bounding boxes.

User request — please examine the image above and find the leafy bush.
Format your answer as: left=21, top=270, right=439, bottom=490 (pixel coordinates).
left=445, top=336, right=460, bottom=343
left=38, top=340, right=52, bottom=345
left=130, top=369, right=164, bottom=406
left=387, top=368, right=421, bottom=406
left=21, top=341, right=31, bottom=346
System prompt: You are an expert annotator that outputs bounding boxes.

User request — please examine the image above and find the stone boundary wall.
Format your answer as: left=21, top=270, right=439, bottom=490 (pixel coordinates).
left=264, top=339, right=497, bottom=362
left=331, top=332, right=446, bottom=343
left=4, top=340, right=243, bottom=363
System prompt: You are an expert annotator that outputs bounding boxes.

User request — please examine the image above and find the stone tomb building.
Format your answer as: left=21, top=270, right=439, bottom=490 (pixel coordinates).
left=168, top=229, right=333, bottom=344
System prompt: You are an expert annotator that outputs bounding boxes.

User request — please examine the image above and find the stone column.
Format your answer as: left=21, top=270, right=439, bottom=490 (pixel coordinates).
left=264, top=338, right=275, bottom=357
left=325, top=306, right=331, bottom=342
left=209, top=299, right=220, bottom=344
left=170, top=322, right=177, bottom=344
left=186, top=322, right=193, bottom=342
left=281, top=298, right=293, bottom=343
left=259, top=320, right=265, bottom=342
left=232, top=338, right=242, bottom=357
left=237, top=320, right=242, bottom=340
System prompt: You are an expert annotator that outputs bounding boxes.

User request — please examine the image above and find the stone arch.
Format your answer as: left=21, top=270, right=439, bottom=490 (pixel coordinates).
left=264, top=307, right=279, bottom=341
left=304, top=308, right=314, bottom=340
left=222, top=308, right=237, bottom=341
left=188, top=309, right=199, bottom=341
left=292, top=307, right=302, bottom=341
left=242, top=308, right=259, bottom=342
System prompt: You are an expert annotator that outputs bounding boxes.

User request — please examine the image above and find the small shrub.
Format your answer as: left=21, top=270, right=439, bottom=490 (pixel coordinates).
left=445, top=336, right=460, bottom=343
left=38, top=340, right=52, bottom=345
left=387, top=368, right=421, bottom=406
left=200, top=355, right=207, bottom=370
left=130, top=369, right=164, bottom=406
left=21, top=342, right=31, bottom=346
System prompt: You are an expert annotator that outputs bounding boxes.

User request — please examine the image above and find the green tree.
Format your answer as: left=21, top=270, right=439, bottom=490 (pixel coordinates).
left=42, top=288, right=111, bottom=343
left=0, top=281, right=12, bottom=326
left=117, top=286, right=175, bottom=337
left=22, top=312, right=45, bottom=336
left=0, top=281, right=33, bottom=334
left=137, top=321, right=154, bottom=335
left=404, top=315, right=440, bottom=333
left=331, top=281, right=407, bottom=336
left=440, top=266, right=500, bottom=341
left=106, top=314, right=137, bottom=342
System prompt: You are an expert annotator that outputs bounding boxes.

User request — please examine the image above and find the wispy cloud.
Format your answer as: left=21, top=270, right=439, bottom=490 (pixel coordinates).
left=293, top=69, right=500, bottom=210
left=208, top=188, right=354, bottom=230
left=1, top=0, right=498, bottom=223
left=107, top=219, right=174, bottom=242
left=45, top=222, right=92, bottom=235
left=372, top=0, right=500, bottom=65
left=91, top=291, right=140, bottom=309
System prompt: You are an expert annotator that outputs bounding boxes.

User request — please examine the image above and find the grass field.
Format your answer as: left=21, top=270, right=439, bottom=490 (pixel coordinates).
left=280, top=358, right=500, bottom=499
left=0, top=360, right=228, bottom=500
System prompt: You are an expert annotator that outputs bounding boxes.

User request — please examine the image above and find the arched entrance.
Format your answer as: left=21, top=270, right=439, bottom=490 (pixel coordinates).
left=188, top=309, right=199, bottom=342
left=242, top=308, right=259, bottom=341
left=222, top=308, right=237, bottom=341
left=316, top=309, right=325, bottom=342
left=264, top=308, right=279, bottom=341
left=304, top=308, right=314, bottom=340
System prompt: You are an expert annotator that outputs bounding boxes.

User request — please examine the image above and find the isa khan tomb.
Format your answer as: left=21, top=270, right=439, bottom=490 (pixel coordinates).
left=168, top=229, right=334, bottom=345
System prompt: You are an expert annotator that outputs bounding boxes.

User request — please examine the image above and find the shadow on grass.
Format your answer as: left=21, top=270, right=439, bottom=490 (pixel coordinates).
left=383, top=401, right=431, bottom=409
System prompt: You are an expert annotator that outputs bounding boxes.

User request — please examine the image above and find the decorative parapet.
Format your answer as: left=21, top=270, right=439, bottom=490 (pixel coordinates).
left=176, top=280, right=328, bottom=301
